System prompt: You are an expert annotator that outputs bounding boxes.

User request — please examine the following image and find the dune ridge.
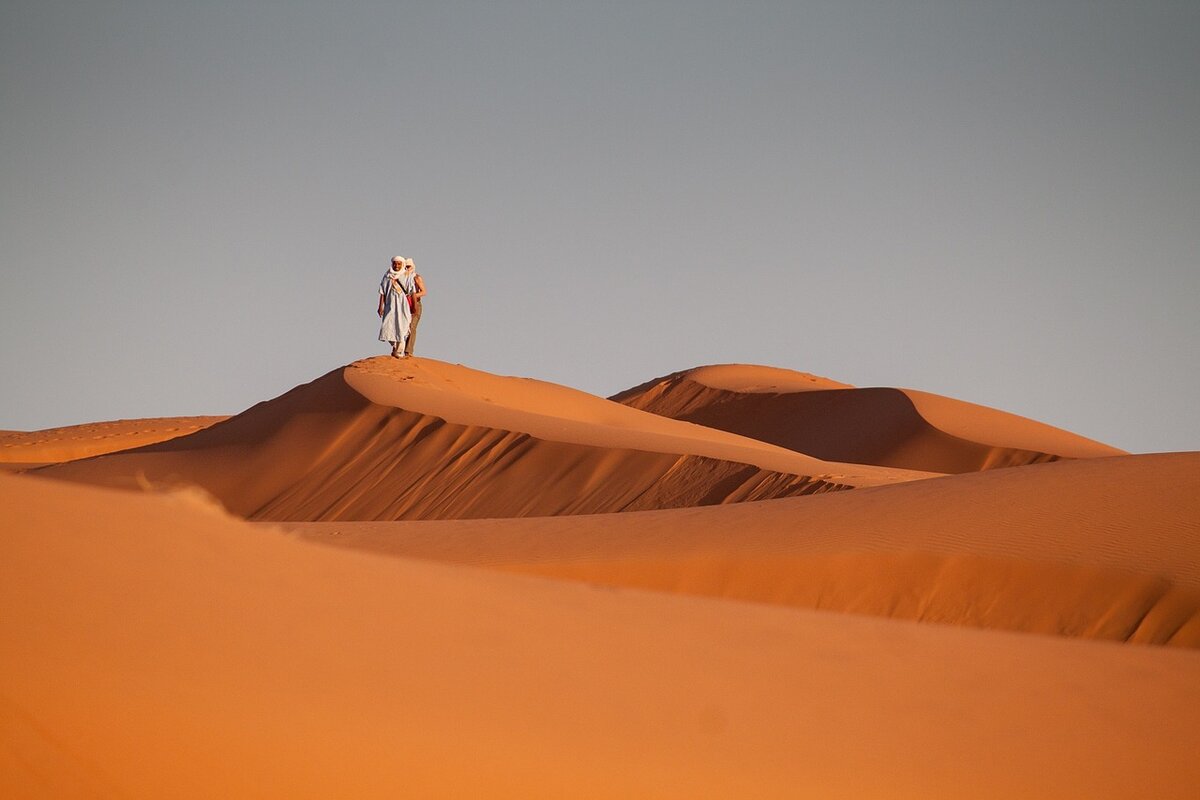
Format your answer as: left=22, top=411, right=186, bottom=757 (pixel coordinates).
left=0, top=416, right=227, bottom=470
left=287, top=452, right=1200, bottom=647
left=37, top=360, right=888, bottom=521
left=612, top=364, right=1125, bottom=473
left=342, top=358, right=926, bottom=483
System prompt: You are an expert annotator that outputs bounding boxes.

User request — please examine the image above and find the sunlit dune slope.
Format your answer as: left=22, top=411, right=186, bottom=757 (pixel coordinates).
left=612, top=364, right=1125, bottom=473
left=36, top=359, right=925, bottom=521
left=288, top=452, right=1200, bottom=647
left=341, top=358, right=916, bottom=483
left=0, top=416, right=227, bottom=469
left=4, top=472, right=1200, bottom=799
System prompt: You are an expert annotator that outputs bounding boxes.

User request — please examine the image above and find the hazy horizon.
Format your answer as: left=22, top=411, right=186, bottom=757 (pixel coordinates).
left=3, top=2, right=1198, bottom=453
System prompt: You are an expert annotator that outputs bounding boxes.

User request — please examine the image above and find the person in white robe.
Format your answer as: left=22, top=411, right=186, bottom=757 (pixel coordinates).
left=377, top=256, right=415, bottom=357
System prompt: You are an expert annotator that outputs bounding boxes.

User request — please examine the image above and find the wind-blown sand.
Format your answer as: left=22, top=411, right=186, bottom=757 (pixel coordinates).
left=5, top=358, right=1197, bottom=798
left=614, top=364, right=1125, bottom=473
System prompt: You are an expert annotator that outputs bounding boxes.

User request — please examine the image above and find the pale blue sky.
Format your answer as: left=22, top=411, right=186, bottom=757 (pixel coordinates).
left=2, top=1, right=1197, bottom=452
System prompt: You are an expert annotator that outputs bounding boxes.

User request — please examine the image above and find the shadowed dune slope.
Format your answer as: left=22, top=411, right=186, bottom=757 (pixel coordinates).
left=5, top=472, right=1200, bottom=799
left=288, top=452, right=1200, bottom=647
left=0, top=416, right=227, bottom=469
left=612, top=364, right=1125, bottom=473
left=36, top=359, right=932, bottom=521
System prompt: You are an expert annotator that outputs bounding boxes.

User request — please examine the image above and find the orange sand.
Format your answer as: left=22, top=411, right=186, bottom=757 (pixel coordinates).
left=37, top=359, right=929, bottom=520
left=5, top=359, right=1198, bottom=798
left=4, top=472, right=1200, bottom=798
left=289, top=452, right=1200, bottom=646
left=0, top=416, right=226, bottom=470
left=613, top=364, right=1125, bottom=473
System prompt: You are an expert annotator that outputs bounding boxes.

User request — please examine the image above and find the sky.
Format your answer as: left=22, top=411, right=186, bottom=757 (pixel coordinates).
left=2, top=1, right=1197, bottom=453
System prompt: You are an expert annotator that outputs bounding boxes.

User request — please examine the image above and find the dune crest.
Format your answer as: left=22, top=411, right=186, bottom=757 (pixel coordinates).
left=342, top=358, right=925, bottom=483
left=38, top=359, right=922, bottom=521
left=612, top=364, right=1125, bottom=473
left=0, top=416, right=227, bottom=470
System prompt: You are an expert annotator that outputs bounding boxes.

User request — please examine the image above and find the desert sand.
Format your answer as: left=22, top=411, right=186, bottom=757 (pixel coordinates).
left=613, top=364, right=1126, bottom=472
left=0, top=416, right=226, bottom=471
left=286, top=452, right=1200, bottom=647
left=37, top=359, right=932, bottom=521
left=4, top=357, right=1199, bottom=798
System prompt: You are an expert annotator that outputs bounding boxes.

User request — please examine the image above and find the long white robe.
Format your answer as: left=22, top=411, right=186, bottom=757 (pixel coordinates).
left=378, top=268, right=414, bottom=345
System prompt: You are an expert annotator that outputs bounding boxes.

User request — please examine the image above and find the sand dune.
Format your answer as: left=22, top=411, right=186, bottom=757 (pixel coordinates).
left=0, top=416, right=226, bottom=470
left=613, top=364, right=1126, bottom=473
left=7, top=356, right=1199, bottom=797
left=36, top=358, right=928, bottom=521
left=288, top=452, right=1200, bottom=647
left=5, top=471, right=1200, bottom=799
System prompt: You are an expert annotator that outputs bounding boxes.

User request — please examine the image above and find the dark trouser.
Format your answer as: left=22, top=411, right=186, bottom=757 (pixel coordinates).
left=404, top=300, right=422, bottom=356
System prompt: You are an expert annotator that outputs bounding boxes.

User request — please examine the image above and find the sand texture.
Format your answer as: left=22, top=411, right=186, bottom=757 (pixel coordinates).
left=36, top=359, right=928, bottom=520
left=0, top=416, right=227, bottom=470
left=289, top=452, right=1200, bottom=646
left=5, top=472, right=1200, bottom=798
left=613, top=364, right=1126, bottom=473
left=5, top=358, right=1198, bottom=797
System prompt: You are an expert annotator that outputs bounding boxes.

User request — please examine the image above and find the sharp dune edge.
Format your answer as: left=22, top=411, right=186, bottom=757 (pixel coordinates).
left=613, top=364, right=1126, bottom=473
left=5, top=357, right=1199, bottom=798
left=35, top=358, right=928, bottom=521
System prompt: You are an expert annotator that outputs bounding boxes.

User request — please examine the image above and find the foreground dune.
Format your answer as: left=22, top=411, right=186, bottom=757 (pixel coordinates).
left=613, top=364, right=1126, bottom=473
left=36, top=358, right=928, bottom=521
left=288, top=452, right=1200, bottom=647
left=4, top=471, right=1199, bottom=799
left=0, top=416, right=226, bottom=470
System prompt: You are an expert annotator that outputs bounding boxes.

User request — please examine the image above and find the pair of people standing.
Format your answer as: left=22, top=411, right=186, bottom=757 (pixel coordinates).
left=377, top=256, right=426, bottom=358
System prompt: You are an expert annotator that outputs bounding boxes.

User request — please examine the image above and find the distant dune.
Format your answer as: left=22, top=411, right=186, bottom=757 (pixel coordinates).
left=36, top=358, right=925, bottom=520
left=6, top=356, right=1198, bottom=798
left=613, top=364, right=1125, bottom=473
left=290, top=452, right=1200, bottom=647
left=0, top=415, right=227, bottom=470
